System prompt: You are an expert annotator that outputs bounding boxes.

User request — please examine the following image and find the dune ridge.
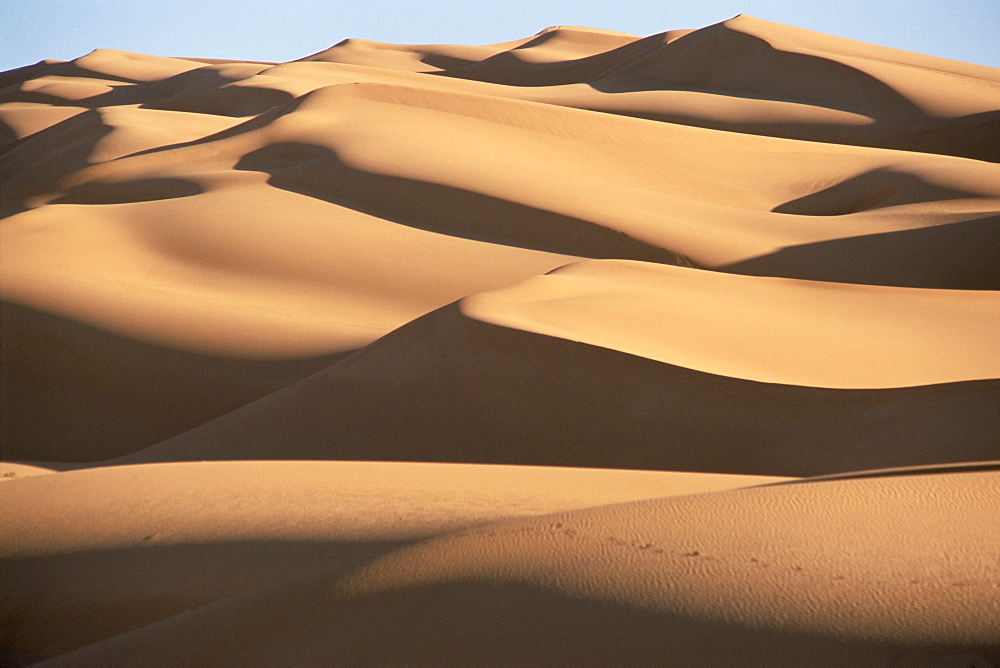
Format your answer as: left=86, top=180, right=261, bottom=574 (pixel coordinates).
left=2, top=14, right=998, bottom=666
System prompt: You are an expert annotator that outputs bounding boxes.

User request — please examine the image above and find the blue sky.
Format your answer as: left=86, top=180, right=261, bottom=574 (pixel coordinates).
left=2, top=0, right=999, bottom=73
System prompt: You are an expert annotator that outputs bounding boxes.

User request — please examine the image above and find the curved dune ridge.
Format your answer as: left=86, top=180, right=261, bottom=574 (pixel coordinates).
left=1, top=14, right=999, bottom=666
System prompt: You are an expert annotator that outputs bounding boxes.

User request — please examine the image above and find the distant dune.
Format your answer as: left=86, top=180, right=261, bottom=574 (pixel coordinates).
left=1, top=15, right=998, bottom=666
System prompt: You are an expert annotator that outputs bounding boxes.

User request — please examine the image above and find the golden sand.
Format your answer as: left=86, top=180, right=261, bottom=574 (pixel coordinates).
left=2, top=15, right=998, bottom=665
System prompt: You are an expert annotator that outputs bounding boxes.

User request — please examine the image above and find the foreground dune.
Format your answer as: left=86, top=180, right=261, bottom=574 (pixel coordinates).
left=1, top=12, right=998, bottom=667
left=0, top=460, right=787, bottom=661
left=18, top=464, right=999, bottom=666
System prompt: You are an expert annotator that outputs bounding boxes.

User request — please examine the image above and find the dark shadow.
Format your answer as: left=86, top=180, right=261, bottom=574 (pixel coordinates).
left=721, top=215, right=1000, bottom=289
left=432, top=30, right=666, bottom=88
left=12, top=540, right=997, bottom=665
left=0, top=80, right=291, bottom=214
left=418, top=52, right=480, bottom=71
left=247, top=580, right=1000, bottom=666
left=774, top=460, right=1000, bottom=486
left=0, top=119, right=205, bottom=216
left=586, top=25, right=927, bottom=120
left=772, top=169, right=985, bottom=216
left=0, top=109, right=113, bottom=216
left=0, top=536, right=409, bottom=664
left=0, top=55, right=167, bottom=108
left=49, top=177, right=203, bottom=205
left=234, top=142, right=693, bottom=266
left=0, top=300, right=357, bottom=463
left=0, top=114, right=18, bottom=153
left=589, top=26, right=1000, bottom=159
left=3, top=176, right=203, bottom=221
left=178, top=57, right=279, bottom=66
left=0, top=63, right=293, bottom=119
left=0, top=65, right=51, bottom=154
left=0, top=108, right=109, bottom=177
left=120, top=305, right=1000, bottom=478
left=875, top=109, right=1000, bottom=163
left=17, top=57, right=151, bottom=85
left=0, top=83, right=144, bottom=109
left=139, top=79, right=295, bottom=118
left=431, top=23, right=925, bottom=122
left=303, top=38, right=485, bottom=72
left=0, top=61, right=58, bottom=90
left=429, top=21, right=1000, bottom=162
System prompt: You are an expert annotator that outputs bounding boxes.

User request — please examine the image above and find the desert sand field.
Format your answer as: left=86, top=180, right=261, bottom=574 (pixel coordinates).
left=1, top=14, right=998, bottom=666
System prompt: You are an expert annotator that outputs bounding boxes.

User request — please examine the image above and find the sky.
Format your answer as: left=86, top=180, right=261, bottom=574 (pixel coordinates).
left=2, top=0, right=999, bottom=73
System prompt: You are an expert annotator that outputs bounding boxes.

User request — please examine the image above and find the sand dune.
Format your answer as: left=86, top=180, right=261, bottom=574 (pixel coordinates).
left=1, top=13, right=998, bottom=666
left=27, top=464, right=1000, bottom=666
left=115, top=262, right=999, bottom=475
left=302, top=16, right=1000, bottom=160
left=0, top=460, right=785, bottom=660
left=465, top=260, right=1000, bottom=389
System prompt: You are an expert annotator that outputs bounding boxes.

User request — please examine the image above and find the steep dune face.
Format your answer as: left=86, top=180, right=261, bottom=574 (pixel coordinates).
left=118, top=262, right=999, bottom=476
left=2, top=14, right=999, bottom=666
left=465, top=261, right=1000, bottom=389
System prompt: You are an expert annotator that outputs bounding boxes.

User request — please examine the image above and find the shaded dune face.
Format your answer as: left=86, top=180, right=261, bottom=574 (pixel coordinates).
left=233, top=140, right=691, bottom=264
left=0, top=301, right=355, bottom=462
left=120, top=296, right=1000, bottom=477
left=2, top=13, right=999, bottom=667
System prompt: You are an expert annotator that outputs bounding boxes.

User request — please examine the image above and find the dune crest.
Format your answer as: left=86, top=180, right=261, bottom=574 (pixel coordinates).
left=464, top=260, right=1000, bottom=389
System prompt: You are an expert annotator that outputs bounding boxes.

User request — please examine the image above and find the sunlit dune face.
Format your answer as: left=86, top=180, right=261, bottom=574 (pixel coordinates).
left=462, top=261, right=1000, bottom=389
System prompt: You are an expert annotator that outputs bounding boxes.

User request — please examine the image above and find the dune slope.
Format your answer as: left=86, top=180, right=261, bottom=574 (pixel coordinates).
left=120, top=262, right=999, bottom=476
left=34, top=465, right=1000, bottom=667
left=0, top=460, right=785, bottom=660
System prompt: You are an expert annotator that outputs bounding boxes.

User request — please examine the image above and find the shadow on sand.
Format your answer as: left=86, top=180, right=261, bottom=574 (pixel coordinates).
left=0, top=300, right=357, bottom=463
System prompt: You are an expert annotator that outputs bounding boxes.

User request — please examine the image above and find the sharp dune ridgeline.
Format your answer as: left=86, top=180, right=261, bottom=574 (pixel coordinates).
left=1, top=14, right=998, bottom=666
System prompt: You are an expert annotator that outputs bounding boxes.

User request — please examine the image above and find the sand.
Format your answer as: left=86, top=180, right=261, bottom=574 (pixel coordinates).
left=1, top=14, right=998, bottom=666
